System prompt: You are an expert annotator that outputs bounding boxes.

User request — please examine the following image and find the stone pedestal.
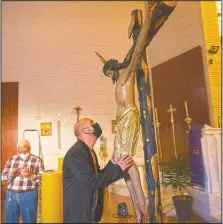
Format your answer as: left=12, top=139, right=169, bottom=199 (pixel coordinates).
left=201, top=125, right=221, bottom=193
left=187, top=186, right=221, bottom=223
left=188, top=125, right=222, bottom=223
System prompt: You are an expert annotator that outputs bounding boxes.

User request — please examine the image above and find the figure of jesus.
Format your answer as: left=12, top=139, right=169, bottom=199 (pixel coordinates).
left=95, top=2, right=159, bottom=222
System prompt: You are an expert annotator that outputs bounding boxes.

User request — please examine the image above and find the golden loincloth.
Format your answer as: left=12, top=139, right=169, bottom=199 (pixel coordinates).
left=114, top=106, right=140, bottom=158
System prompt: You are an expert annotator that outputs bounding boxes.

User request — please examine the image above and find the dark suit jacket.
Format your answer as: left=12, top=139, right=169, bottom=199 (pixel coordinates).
left=63, top=140, right=124, bottom=223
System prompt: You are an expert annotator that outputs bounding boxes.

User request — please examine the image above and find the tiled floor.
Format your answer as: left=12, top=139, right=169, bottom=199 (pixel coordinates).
left=102, top=192, right=206, bottom=223
left=1, top=192, right=206, bottom=223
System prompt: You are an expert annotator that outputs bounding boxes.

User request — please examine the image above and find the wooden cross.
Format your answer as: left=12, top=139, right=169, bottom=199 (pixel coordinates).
left=74, top=106, right=82, bottom=122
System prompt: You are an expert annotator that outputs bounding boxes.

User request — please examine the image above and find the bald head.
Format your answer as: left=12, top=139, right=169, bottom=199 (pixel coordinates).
left=74, top=118, right=94, bottom=138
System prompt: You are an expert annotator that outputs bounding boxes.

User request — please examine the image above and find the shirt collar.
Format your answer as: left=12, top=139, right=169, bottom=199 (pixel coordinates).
left=18, top=154, right=31, bottom=161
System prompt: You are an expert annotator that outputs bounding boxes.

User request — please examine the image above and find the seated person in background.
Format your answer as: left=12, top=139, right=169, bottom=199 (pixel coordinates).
left=2, top=139, right=44, bottom=223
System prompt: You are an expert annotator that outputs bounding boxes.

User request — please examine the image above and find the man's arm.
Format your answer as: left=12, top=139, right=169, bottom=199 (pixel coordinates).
left=1, top=158, right=15, bottom=183
left=100, top=159, right=125, bottom=181
left=100, top=159, right=115, bottom=173
left=122, top=1, right=158, bottom=85
left=68, top=151, right=124, bottom=190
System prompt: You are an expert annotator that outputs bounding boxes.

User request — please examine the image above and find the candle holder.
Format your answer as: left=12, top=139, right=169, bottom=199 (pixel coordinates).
left=99, top=136, right=108, bottom=195
left=184, top=101, right=192, bottom=133
left=154, top=108, right=164, bottom=181
left=184, top=117, right=192, bottom=133
left=218, top=116, right=221, bottom=128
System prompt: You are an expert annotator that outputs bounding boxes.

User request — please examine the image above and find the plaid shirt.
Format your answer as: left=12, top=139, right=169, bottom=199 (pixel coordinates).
left=1, top=154, right=44, bottom=191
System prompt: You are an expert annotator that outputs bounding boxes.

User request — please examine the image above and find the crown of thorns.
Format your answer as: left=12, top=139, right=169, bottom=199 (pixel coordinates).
left=102, top=59, right=119, bottom=75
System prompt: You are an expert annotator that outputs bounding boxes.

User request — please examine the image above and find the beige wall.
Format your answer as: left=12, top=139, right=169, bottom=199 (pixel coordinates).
left=147, top=1, right=214, bottom=126
left=2, top=1, right=145, bottom=168
left=3, top=1, right=217, bottom=169
left=147, top=1, right=205, bottom=67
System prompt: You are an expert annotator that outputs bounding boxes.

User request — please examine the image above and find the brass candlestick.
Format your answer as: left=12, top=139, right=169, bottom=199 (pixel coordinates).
left=218, top=116, right=221, bottom=128
left=99, top=137, right=108, bottom=223
left=184, top=101, right=192, bottom=133
left=99, top=148, right=108, bottom=169
left=99, top=136, right=108, bottom=195
left=167, top=104, right=177, bottom=158
left=154, top=109, right=163, bottom=162
left=154, top=108, right=164, bottom=182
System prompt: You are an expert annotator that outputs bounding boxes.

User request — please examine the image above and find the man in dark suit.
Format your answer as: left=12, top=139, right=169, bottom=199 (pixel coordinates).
left=63, top=118, right=133, bottom=223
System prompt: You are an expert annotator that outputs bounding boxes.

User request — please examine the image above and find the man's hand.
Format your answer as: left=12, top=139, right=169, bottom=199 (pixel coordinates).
left=20, top=168, right=33, bottom=178
left=9, top=168, right=20, bottom=178
left=116, top=155, right=133, bottom=171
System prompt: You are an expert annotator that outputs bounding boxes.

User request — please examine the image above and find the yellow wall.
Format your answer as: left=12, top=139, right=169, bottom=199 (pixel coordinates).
left=200, top=1, right=222, bottom=128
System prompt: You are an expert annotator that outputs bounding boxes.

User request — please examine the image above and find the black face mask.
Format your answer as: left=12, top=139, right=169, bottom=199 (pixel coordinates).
left=91, top=123, right=102, bottom=138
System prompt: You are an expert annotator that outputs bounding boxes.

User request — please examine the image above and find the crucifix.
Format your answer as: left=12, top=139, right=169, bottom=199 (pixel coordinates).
left=74, top=106, right=82, bottom=122
left=95, top=2, right=177, bottom=222
left=167, top=104, right=177, bottom=158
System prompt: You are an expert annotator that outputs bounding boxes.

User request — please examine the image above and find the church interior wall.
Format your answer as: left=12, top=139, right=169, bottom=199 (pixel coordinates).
left=2, top=1, right=145, bottom=168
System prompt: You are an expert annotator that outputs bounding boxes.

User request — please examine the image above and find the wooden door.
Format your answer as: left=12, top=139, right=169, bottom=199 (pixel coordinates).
left=1, top=82, right=19, bottom=199
left=151, top=46, right=210, bottom=170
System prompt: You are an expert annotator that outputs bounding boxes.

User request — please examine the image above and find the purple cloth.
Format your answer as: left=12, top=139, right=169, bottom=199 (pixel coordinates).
left=188, top=126, right=205, bottom=187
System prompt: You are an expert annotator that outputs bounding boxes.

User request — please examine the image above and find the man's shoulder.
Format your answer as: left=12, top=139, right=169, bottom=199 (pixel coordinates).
left=65, top=141, right=87, bottom=158
left=64, top=142, right=77, bottom=156
left=30, top=154, right=42, bottom=162
left=69, top=141, right=86, bottom=152
left=10, top=154, right=19, bottom=160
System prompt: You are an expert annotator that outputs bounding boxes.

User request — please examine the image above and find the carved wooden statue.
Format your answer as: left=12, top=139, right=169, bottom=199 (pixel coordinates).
left=95, top=1, right=177, bottom=222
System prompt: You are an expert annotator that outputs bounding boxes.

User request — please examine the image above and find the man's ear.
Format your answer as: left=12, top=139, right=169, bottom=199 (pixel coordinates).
left=83, top=127, right=94, bottom=134
left=82, top=128, right=88, bottom=134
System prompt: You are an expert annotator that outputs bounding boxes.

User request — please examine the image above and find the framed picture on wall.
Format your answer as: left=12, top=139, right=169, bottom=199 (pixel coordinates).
left=40, top=122, right=52, bottom=136
left=112, top=120, right=117, bottom=133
